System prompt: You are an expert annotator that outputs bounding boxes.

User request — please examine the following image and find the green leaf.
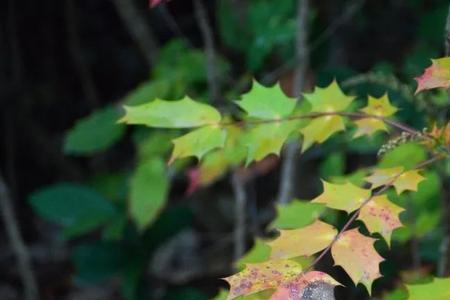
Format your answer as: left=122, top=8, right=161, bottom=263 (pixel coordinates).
left=271, top=200, right=325, bottom=229
left=237, top=81, right=296, bottom=119
left=300, top=115, right=346, bottom=151
left=121, top=96, right=222, bottom=128
left=304, top=80, right=354, bottom=113
left=236, top=239, right=271, bottom=270
left=169, top=126, right=227, bottom=164
left=379, top=143, right=427, bottom=170
left=406, top=277, right=450, bottom=300
left=64, top=106, right=125, bottom=155
left=129, top=158, right=169, bottom=231
left=245, top=120, right=300, bottom=165
left=29, top=183, right=116, bottom=237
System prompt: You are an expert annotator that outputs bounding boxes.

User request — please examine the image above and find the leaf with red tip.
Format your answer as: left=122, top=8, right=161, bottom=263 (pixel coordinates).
left=331, top=229, right=384, bottom=293
left=358, top=195, right=404, bottom=246
left=269, top=271, right=340, bottom=300
left=311, top=181, right=371, bottom=213
left=268, top=220, right=337, bottom=259
left=415, top=57, right=450, bottom=93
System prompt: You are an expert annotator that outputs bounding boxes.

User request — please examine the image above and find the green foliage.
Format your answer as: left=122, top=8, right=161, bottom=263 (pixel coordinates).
left=64, top=106, right=125, bottom=155
left=406, top=277, right=450, bottom=300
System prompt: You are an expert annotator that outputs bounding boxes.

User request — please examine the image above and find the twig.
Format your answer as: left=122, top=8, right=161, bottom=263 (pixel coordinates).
left=0, top=173, right=39, bottom=300
left=111, top=0, right=159, bottom=68
left=276, top=0, right=310, bottom=205
left=231, top=170, right=247, bottom=261
left=304, top=155, right=443, bottom=274
left=193, top=0, right=220, bottom=103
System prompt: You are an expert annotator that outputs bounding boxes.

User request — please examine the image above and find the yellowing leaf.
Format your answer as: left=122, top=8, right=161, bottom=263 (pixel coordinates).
left=406, top=277, right=450, bottom=300
left=169, top=126, right=227, bottom=164
left=415, top=57, right=450, bottom=93
left=237, top=80, right=296, bottom=120
left=331, top=228, right=384, bottom=293
left=223, top=259, right=302, bottom=300
left=358, top=195, right=404, bottom=246
left=120, top=97, right=222, bottom=128
left=268, top=220, right=337, bottom=259
left=269, top=271, right=340, bottom=300
left=393, top=170, right=425, bottom=194
left=365, top=167, right=404, bottom=188
left=353, top=94, right=398, bottom=137
left=311, top=181, right=371, bottom=213
left=300, top=115, right=346, bottom=151
left=245, top=120, right=301, bottom=165
left=361, top=94, right=398, bottom=117
left=304, top=80, right=354, bottom=113
left=426, top=122, right=450, bottom=151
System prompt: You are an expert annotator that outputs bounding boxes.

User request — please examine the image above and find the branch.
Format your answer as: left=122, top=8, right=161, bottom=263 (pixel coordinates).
left=231, top=170, right=247, bottom=261
left=304, top=155, right=443, bottom=274
left=193, top=0, right=220, bottom=103
left=0, top=173, right=39, bottom=300
left=112, top=0, right=159, bottom=68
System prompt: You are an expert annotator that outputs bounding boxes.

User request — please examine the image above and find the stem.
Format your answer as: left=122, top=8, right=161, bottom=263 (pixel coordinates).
left=231, top=171, right=247, bottom=261
left=303, top=155, right=443, bottom=274
left=0, top=173, right=39, bottom=300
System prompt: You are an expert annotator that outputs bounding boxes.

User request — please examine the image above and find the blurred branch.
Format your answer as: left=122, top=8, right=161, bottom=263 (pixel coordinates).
left=193, top=0, right=220, bottom=103
left=231, top=171, right=246, bottom=261
left=112, top=0, right=159, bottom=68
left=0, top=173, right=39, bottom=300
left=276, top=0, right=309, bottom=205
left=65, top=0, right=98, bottom=108
left=156, top=3, right=194, bottom=47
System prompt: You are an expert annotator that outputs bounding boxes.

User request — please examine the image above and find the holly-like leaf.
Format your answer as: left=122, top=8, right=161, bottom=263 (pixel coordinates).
left=237, top=80, right=296, bottom=120
left=271, top=201, right=325, bottom=229
left=269, top=271, right=340, bottom=300
left=415, top=57, right=450, bottom=93
left=358, top=195, right=404, bottom=246
left=354, top=95, right=398, bottom=138
left=426, top=122, right=450, bottom=151
left=365, top=167, right=425, bottom=194
left=268, top=220, right=337, bottom=259
left=245, top=120, right=301, bottom=165
left=406, top=277, right=450, bottom=300
left=331, top=228, right=384, bottom=293
left=299, top=81, right=354, bottom=150
left=223, top=259, right=302, bottom=300
left=129, top=158, right=169, bottom=231
left=311, top=181, right=371, bottom=213
left=120, top=97, right=222, bottom=128
left=169, top=126, right=227, bottom=164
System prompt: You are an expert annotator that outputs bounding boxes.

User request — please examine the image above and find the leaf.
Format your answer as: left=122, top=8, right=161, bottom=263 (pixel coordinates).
left=245, top=120, right=300, bottom=165
left=169, top=126, right=227, bottom=164
left=237, top=81, right=296, bottom=120
left=365, top=168, right=426, bottom=195
left=120, top=96, right=222, bottom=128
left=353, top=118, right=387, bottom=138
left=304, top=80, right=355, bottom=113
left=311, top=181, right=371, bottom=213
left=358, top=195, right=404, bottom=246
left=223, top=259, right=302, bottom=300
left=331, top=228, right=384, bottom=293
left=236, top=239, right=271, bottom=269
left=379, top=143, right=427, bottom=170
left=415, top=57, right=450, bottom=93
left=268, top=220, right=337, bottom=259
left=269, top=271, right=340, bottom=300
left=129, top=158, right=169, bottom=231
left=354, top=95, right=397, bottom=138
left=64, top=106, right=125, bottom=155
left=29, top=183, right=116, bottom=237
left=271, top=201, right=325, bottom=229
left=300, top=115, right=346, bottom=151
left=406, top=277, right=450, bottom=300
left=426, top=122, right=450, bottom=150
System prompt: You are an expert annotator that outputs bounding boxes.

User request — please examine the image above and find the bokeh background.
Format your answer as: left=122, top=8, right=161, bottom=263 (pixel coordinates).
left=1, top=0, right=450, bottom=299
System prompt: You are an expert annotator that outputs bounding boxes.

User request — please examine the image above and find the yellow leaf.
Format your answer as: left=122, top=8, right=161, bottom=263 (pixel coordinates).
left=365, top=167, right=404, bottom=189
left=268, top=220, right=337, bottom=259
left=300, top=115, right=345, bottom=151
left=304, top=80, right=354, bottom=113
left=358, top=195, right=404, bottom=246
left=365, top=167, right=425, bottom=194
left=353, top=118, right=387, bottom=138
left=361, top=94, right=398, bottom=117
left=393, top=170, right=425, bottom=194
left=331, top=228, right=384, bottom=293
left=311, top=181, right=371, bottom=213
